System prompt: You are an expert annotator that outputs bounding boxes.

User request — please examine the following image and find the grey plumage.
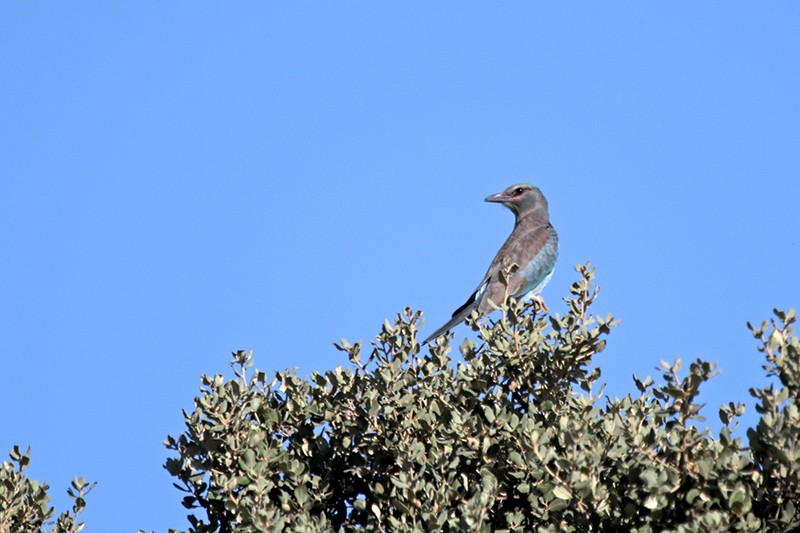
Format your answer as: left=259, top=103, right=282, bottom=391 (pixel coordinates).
left=424, top=183, right=558, bottom=344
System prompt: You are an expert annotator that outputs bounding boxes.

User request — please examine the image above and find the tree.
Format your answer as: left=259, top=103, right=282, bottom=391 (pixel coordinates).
left=0, top=446, right=94, bottom=533
left=163, top=263, right=800, bottom=532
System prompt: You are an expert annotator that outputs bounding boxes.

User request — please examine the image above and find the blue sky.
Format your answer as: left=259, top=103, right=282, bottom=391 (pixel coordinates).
left=2, top=3, right=799, bottom=531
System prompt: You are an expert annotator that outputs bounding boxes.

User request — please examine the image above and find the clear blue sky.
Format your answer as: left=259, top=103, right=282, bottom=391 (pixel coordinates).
left=2, top=3, right=798, bottom=531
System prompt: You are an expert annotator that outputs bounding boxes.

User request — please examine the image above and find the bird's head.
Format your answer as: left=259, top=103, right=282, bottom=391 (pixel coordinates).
left=485, top=183, right=548, bottom=218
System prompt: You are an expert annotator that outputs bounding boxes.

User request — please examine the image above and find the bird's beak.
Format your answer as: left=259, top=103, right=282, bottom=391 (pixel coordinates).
left=484, top=192, right=506, bottom=203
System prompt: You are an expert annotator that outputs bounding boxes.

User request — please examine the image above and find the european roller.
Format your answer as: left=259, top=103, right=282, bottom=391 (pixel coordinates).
left=424, top=183, right=558, bottom=344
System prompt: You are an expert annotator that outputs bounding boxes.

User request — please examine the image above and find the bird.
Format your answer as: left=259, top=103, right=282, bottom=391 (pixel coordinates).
left=423, top=183, right=558, bottom=344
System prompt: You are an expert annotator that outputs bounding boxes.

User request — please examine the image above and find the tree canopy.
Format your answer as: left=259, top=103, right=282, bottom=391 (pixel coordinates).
left=163, top=264, right=800, bottom=532
left=3, top=264, right=798, bottom=532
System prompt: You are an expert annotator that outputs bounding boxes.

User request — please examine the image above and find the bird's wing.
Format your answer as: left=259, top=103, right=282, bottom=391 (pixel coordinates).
left=476, top=221, right=555, bottom=313
left=514, top=224, right=558, bottom=299
left=423, top=221, right=557, bottom=345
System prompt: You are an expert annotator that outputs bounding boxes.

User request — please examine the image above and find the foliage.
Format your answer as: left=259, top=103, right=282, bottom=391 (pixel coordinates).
left=162, top=264, right=800, bottom=532
left=0, top=446, right=94, bottom=533
left=748, top=309, right=800, bottom=530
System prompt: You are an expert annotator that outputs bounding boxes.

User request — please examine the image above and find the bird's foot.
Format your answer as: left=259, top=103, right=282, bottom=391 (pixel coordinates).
left=532, top=295, right=549, bottom=314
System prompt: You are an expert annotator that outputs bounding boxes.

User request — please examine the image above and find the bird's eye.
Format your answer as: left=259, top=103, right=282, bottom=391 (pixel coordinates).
left=513, top=188, right=524, bottom=196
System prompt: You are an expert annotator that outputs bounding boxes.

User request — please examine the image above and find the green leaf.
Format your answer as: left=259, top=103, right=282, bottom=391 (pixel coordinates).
left=552, top=485, right=572, bottom=500
left=643, top=495, right=659, bottom=510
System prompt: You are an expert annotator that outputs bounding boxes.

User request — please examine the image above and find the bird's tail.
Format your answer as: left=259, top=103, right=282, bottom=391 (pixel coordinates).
left=422, top=304, right=477, bottom=345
